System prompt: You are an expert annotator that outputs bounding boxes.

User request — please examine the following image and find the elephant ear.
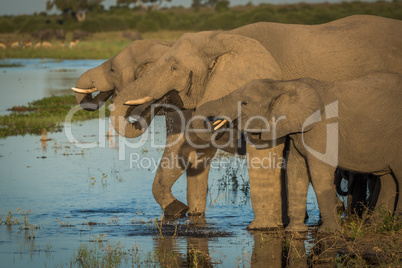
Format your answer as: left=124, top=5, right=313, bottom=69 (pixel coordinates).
left=197, top=33, right=282, bottom=107
left=260, top=80, right=324, bottom=140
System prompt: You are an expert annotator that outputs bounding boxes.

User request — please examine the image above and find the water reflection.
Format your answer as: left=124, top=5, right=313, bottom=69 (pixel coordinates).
left=148, top=228, right=341, bottom=267
left=0, top=59, right=105, bottom=114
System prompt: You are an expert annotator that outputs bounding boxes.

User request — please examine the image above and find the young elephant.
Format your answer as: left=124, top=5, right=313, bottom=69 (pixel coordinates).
left=192, top=72, right=401, bottom=232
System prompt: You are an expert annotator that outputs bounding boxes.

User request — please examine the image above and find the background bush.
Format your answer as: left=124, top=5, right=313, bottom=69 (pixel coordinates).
left=1, top=1, right=401, bottom=34
left=0, top=18, right=14, bottom=33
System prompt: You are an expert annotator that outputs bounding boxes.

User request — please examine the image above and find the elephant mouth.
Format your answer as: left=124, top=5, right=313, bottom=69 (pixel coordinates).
left=204, top=117, right=271, bottom=145
left=74, top=89, right=114, bottom=111
left=199, top=116, right=238, bottom=141
left=124, top=90, right=184, bottom=129
left=205, top=116, right=237, bottom=131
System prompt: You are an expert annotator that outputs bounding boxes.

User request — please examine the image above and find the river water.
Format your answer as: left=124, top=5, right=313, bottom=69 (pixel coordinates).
left=0, top=59, right=325, bottom=267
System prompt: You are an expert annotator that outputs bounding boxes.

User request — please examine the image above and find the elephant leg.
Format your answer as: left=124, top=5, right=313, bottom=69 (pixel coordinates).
left=349, top=173, right=367, bottom=218
left=284, top=141, right=309, bottom=233
left=152, top=132, right=189, bottom=217
left=246, top=143, right=285, bottom=230
left=390, top=167, right=402, bottom=216
left=306, top=159, right=340, bottom=233
left=152, top=110, right=193, bottom=217
left=370, top=173, right=397, bottom=222
left=366, top=174, right=380, bottom=212
left=186, top=145, right=217, bottom=216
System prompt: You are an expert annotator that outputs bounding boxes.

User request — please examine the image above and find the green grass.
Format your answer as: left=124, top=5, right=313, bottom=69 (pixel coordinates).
left=0, top=95, right=110, bottom=138
left=0, top=1, right=401, bottom=60
left=0, top=31, right=187, bottom=60
left=0, top=41, right=132, bottom=60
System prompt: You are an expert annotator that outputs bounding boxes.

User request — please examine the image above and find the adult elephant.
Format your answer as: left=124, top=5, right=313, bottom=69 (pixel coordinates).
left=72, top=40, right=172, bottom=112
left=109, top=15, right=402, bottom=230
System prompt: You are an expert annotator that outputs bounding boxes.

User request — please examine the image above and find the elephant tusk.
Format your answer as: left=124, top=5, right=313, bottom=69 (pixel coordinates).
left=214, top=119, right=227, bottom=131
left=124, top=96, right=155, bottom=106
left=71, top=87, right=98, bottom=94
left=212, top=120, right=222, bottom=126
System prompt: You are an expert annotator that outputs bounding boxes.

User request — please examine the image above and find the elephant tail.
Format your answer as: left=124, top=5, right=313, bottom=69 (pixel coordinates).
left=335, top=169, right=349, bottom=196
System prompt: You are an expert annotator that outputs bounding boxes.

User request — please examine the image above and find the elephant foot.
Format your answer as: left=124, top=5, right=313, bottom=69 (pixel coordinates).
left=164, top=200, right=189, bottom=218
left=187, top=211, right=205, bottom=217
left=246, top=218, right=282, bottom=231
left=284, top=223, right=308, bottom=234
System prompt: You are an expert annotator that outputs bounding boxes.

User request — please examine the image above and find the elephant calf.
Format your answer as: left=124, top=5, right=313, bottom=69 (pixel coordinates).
left=193, top=72, right=401, bottom=233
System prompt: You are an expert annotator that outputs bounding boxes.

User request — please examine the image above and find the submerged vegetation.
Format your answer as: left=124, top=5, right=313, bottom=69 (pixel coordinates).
left=0, top=95, right=110, bottom=138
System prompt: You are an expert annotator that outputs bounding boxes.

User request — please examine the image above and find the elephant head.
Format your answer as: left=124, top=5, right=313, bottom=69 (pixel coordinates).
left=110, top=31, right=282, bottom=139
left=192, top=78, right=325, bottom=142
left=72, top=40, right=172, bottom=137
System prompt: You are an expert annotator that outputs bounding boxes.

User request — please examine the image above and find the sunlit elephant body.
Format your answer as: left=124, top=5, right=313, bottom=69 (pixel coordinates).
left=110, top=15, right=402, bottom=229
left=193, top=72, right=402, bottom=232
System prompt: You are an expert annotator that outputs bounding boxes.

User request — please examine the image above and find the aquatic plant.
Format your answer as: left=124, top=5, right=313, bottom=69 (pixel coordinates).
left=90, top=233, right=108, bottom=243
left=5, top=211, right=19, bottom=226
left=56, top=217, right=75, bottom=227
left=88, top=168, right=108, bottom=186
left=17, top=208, right=39, bottom=239
left=17, top=208, right=31, bottom=230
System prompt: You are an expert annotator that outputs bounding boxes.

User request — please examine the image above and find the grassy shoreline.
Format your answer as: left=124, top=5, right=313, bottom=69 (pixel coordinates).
left=0, top=95, right=110, bottom=138
left=0, top=31, right=188, bottom=60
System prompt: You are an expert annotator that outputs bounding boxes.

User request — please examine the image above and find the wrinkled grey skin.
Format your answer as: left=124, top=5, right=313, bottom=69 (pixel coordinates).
left=74, top=39, right=172, bottom=116
left=74, top=40, right=196, bottom=216
left=193, top=72, right=402, bottom=232
left=110, top=15, right=402, bottom=230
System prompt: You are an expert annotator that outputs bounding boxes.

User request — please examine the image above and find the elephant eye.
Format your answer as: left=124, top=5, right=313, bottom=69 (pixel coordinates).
left=171, top=65, right=177, bottom=72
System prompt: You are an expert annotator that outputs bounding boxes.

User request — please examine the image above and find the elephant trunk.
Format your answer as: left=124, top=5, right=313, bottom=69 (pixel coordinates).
left=75, top=91, right=114, bottom=111
left=110, top=103, right=146, bottom=138
left=73, top=60, right=114, bottom=111
left=110, top=94, right=165, bottom=138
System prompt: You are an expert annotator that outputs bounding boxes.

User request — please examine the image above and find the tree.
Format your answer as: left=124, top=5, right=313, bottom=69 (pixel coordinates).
left=191, top=0, right=219, bottom=8
left=116, top=0, right=171, bottom=11
left=215, top=0, right=229, bottom=12
left=46, top=0, right=104, bottom=22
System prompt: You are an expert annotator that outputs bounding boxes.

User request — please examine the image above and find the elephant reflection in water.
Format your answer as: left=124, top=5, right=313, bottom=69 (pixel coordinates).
left=153, top=216, right=212, bottom=267
left=251, top=232, right=339, bottom=267
left=153, top=223, right=338, bottom=267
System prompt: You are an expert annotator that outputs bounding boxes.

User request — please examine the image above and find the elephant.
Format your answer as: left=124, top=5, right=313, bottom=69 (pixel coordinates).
left=334, top=169, right=382, bottom=218
left=192, top=72, right=402, bottom=232
left=109, top=15, right=402, bottom=230
left=72, top=39, right=172, bottom=112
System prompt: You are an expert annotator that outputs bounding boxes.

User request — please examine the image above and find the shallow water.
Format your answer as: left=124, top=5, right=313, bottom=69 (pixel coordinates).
left=0, top=59, right=324, bottom=267
left=0, top=59, right=105, bottom=114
